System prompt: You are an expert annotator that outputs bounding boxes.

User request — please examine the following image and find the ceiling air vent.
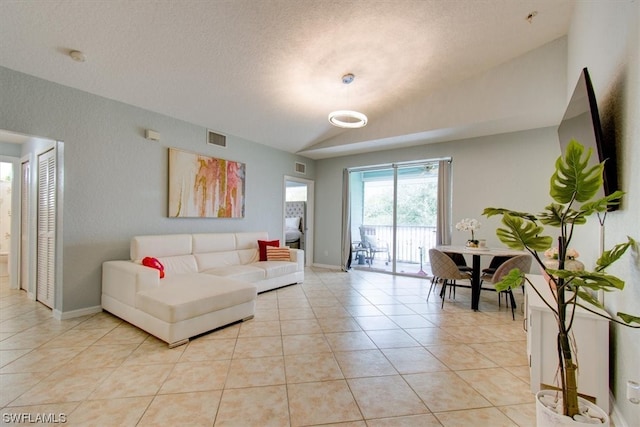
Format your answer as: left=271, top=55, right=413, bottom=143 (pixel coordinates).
left=207, top=130, right=226, bottom=147
left=295, top=162, right=306, bottom=174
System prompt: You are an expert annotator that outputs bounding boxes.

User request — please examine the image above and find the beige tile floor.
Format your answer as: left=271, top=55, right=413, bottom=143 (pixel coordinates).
left=0, top=268, right=536, bottom=426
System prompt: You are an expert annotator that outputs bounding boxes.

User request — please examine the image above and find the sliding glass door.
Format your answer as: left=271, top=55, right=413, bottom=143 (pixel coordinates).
left=350, top=167, right=394, bottom=272
left=394, top=163, right=438, bottom=275
left=349, top=161, right=441, bottom=276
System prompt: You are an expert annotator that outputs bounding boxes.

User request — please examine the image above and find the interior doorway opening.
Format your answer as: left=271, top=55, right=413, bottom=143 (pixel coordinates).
left=0, top=129, right=61, bottom=315
left=0, top=162, right=13, bottom=280
left=284, top=176, right=314, bottom=266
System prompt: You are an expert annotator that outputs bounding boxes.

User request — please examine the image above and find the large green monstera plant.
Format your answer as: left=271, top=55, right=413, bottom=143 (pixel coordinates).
left=483, top=139, right=639, bottom=419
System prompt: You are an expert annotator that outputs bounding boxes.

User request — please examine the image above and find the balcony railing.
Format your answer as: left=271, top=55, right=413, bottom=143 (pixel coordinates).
left=358, top=224, right=437, bottom=264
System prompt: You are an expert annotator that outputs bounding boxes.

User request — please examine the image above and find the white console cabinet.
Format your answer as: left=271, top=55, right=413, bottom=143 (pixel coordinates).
left=525, top=274, right=609, bottom=413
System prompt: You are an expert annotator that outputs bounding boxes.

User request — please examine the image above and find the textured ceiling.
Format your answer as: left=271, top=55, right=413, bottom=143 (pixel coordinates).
left=0, top=0, right=574, bottom=158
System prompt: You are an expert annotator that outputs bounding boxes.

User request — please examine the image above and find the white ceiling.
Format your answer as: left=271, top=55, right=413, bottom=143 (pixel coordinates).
left=0, top=0, right=575, bottom=159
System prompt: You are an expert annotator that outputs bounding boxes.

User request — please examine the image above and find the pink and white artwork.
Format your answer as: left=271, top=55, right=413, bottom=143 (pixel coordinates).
left=169, top=148, right=245, bottom=218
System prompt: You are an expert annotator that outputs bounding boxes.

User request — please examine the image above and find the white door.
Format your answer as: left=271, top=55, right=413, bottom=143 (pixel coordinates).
left=36, top=149, right=55, bottom=308
left=20, top=160, right=30, bottom=291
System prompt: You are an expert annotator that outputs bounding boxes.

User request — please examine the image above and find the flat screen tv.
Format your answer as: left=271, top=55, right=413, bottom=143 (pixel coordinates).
left=557, top=67, right=619, bottom=210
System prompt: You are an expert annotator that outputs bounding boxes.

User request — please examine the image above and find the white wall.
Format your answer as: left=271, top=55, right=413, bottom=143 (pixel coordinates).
left=314, top=126, right=561, bottom=268
left=0, top=66, right=315, bottom=315
left=568, top=1, right=640, bottom=424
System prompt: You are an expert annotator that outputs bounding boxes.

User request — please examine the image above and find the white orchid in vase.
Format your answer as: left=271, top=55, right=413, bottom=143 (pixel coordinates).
left=456, top=218, right=481, bottom=247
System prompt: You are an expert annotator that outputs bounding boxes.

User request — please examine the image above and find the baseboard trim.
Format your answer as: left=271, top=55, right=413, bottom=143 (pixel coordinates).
left=311, top=263, right=342, bottom=270
left=53, top=305, right=102, bottom=320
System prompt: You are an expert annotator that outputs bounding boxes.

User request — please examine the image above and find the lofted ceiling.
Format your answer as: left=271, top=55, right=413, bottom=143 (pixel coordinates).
left=0, top=0, right=574, bottom=158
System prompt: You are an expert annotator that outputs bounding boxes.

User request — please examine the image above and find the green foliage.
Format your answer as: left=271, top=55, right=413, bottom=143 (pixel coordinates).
left=363, top=178, right=437, bottom=226
left=596, top=236, right=636, bottom=271
left=538, top=203, right=588, bottom=227
left=482, top=207, right=538, bottom=222
left=618, top=313, right=640, bottom=324
left=493, top=268, right=526, bottom=293
left=483, top=138, right=639, bottom=417
left=580, top=190, right=624, bottom=215
left=495, top=213, right=553, bottom=251
left=550, top=140, right=603, bottom=203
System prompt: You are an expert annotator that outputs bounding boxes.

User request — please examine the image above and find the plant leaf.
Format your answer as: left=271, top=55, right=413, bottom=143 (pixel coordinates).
left=552, top=269, right=625, bottom=291
left=494, top=268, right=525, bottom=292
left=537, top=203, right=564, bottom=227
left=580, top=190, right=625, bottom=214
left=617, top=312, right=640, bottom=325
left=550, top=139, right=603, bottom=203
left=575, top=289, right=604, bottom=309
left=536, top=203, right=588, bottom=227
left=596, top=237, right=635, bottom=270
left=482, top=207, right=538, bottom=222
left=496, top=213, right=553, bottom=251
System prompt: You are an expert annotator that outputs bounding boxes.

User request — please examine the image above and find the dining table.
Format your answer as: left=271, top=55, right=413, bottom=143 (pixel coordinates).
left=435, top=245, right=528, bottom=311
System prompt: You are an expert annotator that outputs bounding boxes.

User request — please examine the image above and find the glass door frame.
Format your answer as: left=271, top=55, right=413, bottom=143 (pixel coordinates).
left=349, top=159, right=446, bottom=276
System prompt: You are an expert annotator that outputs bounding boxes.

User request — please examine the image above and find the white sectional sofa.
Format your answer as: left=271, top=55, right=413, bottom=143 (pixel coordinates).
left=102, top=232, right=304, bottom=347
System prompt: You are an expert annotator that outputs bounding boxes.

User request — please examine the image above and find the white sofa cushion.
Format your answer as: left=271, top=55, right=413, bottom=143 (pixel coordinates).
left=195, top=252, right=241, bottom=271
left=238, top=248, right=259, bottom=264
left=235, top=232, right=269, bottom=249
left=158, top=255, right=198, bottom=274
left=135, top=274, right=256, bottom=323
left=192, top=233, right=237, bottom=253
left=131, top=234, right=192, bottom=261
left=254, top=261, right=299, bottom=279
left=202, top=265, right=266, bottom=282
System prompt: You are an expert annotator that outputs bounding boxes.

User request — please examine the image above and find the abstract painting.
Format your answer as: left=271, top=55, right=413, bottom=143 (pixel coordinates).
left=169, top=148, right=245, bottom=218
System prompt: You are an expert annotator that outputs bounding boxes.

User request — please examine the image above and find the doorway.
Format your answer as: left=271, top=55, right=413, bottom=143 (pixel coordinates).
left=349, top=161, right=441, bottom=276
left=0, top=129, right=60, bottom=313
left=284, top=176, right=314, bottom=266
left=0, top=162, right=13, bottom=281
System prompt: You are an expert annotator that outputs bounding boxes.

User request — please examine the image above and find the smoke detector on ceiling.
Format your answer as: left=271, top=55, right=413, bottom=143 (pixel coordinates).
left=69, top=50, right=86, bottom=62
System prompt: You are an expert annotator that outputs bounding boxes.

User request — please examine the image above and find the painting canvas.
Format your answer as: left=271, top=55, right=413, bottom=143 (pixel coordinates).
left=169, top=148, right=245, bottom=218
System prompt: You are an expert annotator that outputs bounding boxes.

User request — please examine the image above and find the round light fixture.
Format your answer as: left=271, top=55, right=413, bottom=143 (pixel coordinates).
left=328, top=110, right=368, bottom=128
left=69, top=50, right=86, bottom=62
left=328, top=73, right=367, bottom=129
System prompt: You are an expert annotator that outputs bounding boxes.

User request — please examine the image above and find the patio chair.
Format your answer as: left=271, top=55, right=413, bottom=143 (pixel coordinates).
left=359, top=226, right=390, bottom=266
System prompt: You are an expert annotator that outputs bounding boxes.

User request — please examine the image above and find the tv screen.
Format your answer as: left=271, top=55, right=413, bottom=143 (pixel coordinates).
left=557, top=67, right=619, bottom=210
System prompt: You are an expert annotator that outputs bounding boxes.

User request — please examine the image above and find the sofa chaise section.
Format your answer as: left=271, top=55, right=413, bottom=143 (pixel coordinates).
left=101, top=232, right=304, bottom=347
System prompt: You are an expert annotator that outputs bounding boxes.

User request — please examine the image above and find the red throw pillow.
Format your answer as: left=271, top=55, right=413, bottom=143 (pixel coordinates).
left=142, top=257, right=165, bottom=279
left=257, top=240, right=279, bottom=261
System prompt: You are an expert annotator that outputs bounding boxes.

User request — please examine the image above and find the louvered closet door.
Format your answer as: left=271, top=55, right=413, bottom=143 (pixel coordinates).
left=36, top=149, right=55, bottom=308
left=20, top=160, right=30, bottom=291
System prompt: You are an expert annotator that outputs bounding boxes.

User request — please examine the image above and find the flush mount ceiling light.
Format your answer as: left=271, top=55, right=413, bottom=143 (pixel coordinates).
left=328, top=74, right=367, bottom=129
